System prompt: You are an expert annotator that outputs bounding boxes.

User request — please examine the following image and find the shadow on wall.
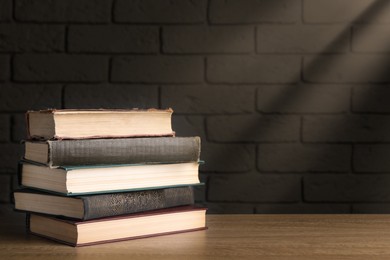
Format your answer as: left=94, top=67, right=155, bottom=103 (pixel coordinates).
left=199, top=0, right=390, bottom=214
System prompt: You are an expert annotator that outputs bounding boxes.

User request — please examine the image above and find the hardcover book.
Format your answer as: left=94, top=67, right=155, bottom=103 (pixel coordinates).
left=14, top=187, right=195, bottom=220
left=27, top=108, right=174, bottom=140
left=24, top=136, right=201, bottom=168
left=29, top=206, right=207, bottom=246
left=20, top=161, right=201, bottom=195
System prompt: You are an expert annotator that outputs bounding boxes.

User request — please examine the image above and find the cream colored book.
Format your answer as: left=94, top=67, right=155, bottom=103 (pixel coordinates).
left=20, top=162, right=200, bottom=195
left=27, top=108, right=174, bottom=139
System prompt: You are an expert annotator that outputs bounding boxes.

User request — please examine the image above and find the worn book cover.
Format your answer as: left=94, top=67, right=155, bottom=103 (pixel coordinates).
left=14, top=187, right=195, bottom=220
left=24, top=136, right=201, bottom=168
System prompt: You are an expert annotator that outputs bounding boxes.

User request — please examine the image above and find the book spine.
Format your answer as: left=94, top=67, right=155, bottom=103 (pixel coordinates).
left=81, top=187, right=194, bottom=220
left=48, top=137, right=200, bottom=167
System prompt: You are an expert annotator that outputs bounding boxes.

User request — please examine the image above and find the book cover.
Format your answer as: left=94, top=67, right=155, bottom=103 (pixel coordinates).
left=25, top=136, right=201, bottom=167
left=14, top=187, right=195, bottom=220
left=26, top=108, right=174, bottom=140
left=29, top=206, right=207, bottom=246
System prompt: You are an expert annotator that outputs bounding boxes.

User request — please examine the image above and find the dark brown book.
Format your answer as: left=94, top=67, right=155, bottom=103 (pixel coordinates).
left=14, top=187, right=195, bottom=220
left=24, top=136, right=201, bottom=168
left=27, top=108, right=174, bottom=140
left=29, top=206, right=207, bottom=246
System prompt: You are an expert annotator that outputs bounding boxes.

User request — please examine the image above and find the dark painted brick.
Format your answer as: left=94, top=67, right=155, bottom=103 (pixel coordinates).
left=0, top=0, right=12, bottom=21
left=257, top=85, right=350, bottom=113
left=257, top=25, right=348, bottom=53
left=0, top=115, right=9, bottom=142
left=0, top=84, right=62, bottom=111
left=352, top=204, right=390, bottom=213
left=171, top=115, right=206, bottom=139
left=304, top=175, right=390, bottom=202
left=304, top=55, right=390, bottom=83
left=352, top=25, right=390, bottom=53
left=210, top=0, right=300, bottom=24
left=0, top=55, right=9, bottom=81
left=255, top=203, right=351, bottom=214
left=0, top=175, right=11, bottom=203
left=206, top=203, right=255, bottom=214
left=11, top=114, right=27, bottom=142
left=201, top=143, right=255, bottom=173
left=15, top=0, right=111, bottom=23
left=0, top=25, right=64, bottom=52
left=257, top=144, right=350, bottom=172
left=207, top=56, right=300, bottom=83
left=207, top=115, right=300, bottom=142
left=14, top=54, right=108, bottom=82
left=194, top=174, right=207, bottom=203
left=353, top=86, right=390, bottom=113
left=111, top=56, right=203, bottom=83
left=161, top=85, right=255, bottom=114
left=208, top=174, right=301, bottom=202
left=163, top=26, right=254, bottom=53
left=354, top=145, right=390, bottom=172
left=64, top=84, right=158, bottom=109
left=303, top=115, right=390, bottom=142
left=115, top=0, right=207, bottom=23
left=0, top=143, right=23, bottom=172
left=68, top=26, right=159, bottom=53
left=304, top=0, right=390, bottom=24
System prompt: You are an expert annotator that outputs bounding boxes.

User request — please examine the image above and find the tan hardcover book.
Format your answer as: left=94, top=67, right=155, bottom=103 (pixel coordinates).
left=26, top=108, right=174, bottom=140
left=29, top=206, right=207, bottom=246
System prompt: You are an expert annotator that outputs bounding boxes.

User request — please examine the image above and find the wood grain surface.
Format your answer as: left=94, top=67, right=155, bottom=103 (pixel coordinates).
left=2, top=206, right=390, bottom=259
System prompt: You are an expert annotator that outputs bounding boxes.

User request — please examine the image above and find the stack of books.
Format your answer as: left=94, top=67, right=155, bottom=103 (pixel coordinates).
left=13, top=109, right=206, bottom=246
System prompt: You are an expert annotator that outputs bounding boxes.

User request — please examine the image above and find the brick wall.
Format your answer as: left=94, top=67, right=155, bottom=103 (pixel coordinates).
left=2, top=0, right=390, bottom=213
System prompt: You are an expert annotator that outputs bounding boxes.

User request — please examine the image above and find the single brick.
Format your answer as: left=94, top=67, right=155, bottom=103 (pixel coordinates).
left=304, top=55, right=390, bottom=83
left=161, top=85, right=255, bottom=114
left=111, top=56, right=203, bottom=83
left=304, top=0, right=390, bottom=23
left=0, top=55, right=9, bottom=81
left=163, top=26, right=254, bottom=53
left=207, top=115, right=300, bottom=142
left=0, top=84, right=62, bottom=111
left=0, top=25, right=64, bottom=52
left=206, top=203, right=255, bottom=214
left=64, top=84, right=158, bottom=109
left=115, top=0, right=207, bottom=23
left=257, top=85, right=350, bottom=113
left=257, top=144, right=350, bottom=172
left=257, top=25, right=348, bottom=53
left=14, top=54, right=108, bottom=82
left=208, top=174, right=301, bottom=202
left=15, top=0, right=111, bottom=22
left=0, top=115, right=9, bottom=142
left=68, top=26, right=159, bottom=53
left=11, top=114, right=27, bottom=142
left=171, top=115, right=206, bottom=139
left=0, top=175, right=11, bottom=203
left=0, top=143, right=23, bottom=172
left=255, top=203, right=351, bottom=214
left=0, top=0, right=12, bottom=21
left=201, top=143, right=255, bottom=173
left=354, top=145, right=390, bottom=172
left=303, top=115, right=390, bottom=143
left=209, top=0, right=300, bottom=24
left=304, top=174, right=390, bottom=202
left=352, top=25, right=390, bottom=53
left=353, top=86, right=390, bottom=113
left=207, top=56, right=300, bottom=83
left=352, top=204, right=390, bottom=213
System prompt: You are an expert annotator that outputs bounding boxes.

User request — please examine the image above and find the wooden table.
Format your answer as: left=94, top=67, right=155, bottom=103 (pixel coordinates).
left=2, top=207, right=390, bottom=259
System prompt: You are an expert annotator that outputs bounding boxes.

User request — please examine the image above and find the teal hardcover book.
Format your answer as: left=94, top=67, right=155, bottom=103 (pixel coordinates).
left=20, top=161, right=202, bottom=196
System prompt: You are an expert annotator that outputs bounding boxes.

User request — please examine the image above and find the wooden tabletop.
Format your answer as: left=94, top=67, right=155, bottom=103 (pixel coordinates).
left=2, top=207, right=390, bottom=259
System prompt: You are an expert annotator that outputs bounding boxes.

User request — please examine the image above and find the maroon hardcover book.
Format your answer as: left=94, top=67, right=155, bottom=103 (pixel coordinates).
left=29, top=206, right=207, bottom=247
